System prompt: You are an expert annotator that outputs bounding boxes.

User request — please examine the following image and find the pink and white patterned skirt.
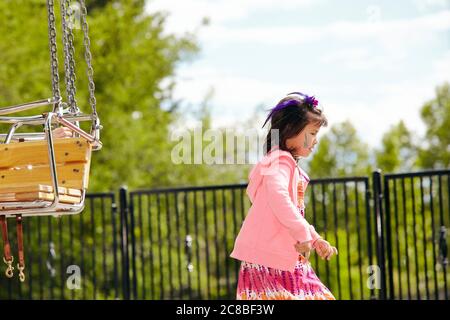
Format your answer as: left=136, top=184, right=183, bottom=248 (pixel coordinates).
left=236, top=255, right=335, bottom=300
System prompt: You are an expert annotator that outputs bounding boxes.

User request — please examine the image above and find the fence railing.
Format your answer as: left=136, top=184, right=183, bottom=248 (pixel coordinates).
left=381, top=170, right=449, bottom=300
left=1, top=192, right=121, bottom=300
left=1, top=169, right=448, bottom=300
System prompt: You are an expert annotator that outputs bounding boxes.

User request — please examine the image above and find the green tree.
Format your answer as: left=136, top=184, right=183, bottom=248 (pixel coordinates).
left=418, top=82, right=450, bottom=169
left=306, top=120, right=371, bottom=178
left=375, top=120, right=418, bottom=173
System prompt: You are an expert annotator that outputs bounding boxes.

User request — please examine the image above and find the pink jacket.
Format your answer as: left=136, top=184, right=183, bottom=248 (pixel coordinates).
left=230, top=147, right=321, bottom=272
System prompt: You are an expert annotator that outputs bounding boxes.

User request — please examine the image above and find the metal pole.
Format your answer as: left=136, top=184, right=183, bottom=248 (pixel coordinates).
left=372, top=170, right=387, bottom=299
left=119, top=186, right=130, bottom=300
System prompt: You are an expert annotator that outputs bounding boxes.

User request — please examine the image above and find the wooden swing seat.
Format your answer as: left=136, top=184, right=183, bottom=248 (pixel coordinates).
left=0, top=137, right=92, bottom=214
left=0, top=184, right=82, bottom=204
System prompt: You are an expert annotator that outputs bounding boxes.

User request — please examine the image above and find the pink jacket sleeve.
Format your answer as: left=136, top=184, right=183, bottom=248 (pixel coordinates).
left=309, top=225, right=322, bottom=243
left=263, top=157, right=313, bottom=243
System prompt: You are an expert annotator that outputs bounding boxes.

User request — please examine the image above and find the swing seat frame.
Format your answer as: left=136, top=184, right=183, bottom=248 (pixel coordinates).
left=0, top=99, right=100, bottom=218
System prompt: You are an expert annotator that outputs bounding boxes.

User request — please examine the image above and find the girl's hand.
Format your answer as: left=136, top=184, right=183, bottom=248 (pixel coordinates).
left=313, top=238, right=338, bottom=260
left=52, top=127, right=73, bottom=139
left=294, top=240, right=312, bottom=254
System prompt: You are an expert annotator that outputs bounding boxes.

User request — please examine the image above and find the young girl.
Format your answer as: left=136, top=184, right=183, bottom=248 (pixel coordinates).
left=230, top=92, right=338, bottom=300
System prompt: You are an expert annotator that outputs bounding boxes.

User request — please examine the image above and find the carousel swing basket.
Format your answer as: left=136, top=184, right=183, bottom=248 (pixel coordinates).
left=0, top=109, right=100, bottom=283
left=0, top=0, right=102, bottom=282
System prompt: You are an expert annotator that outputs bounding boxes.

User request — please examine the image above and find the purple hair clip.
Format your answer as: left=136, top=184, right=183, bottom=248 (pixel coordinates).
left=262, top=91, right=319, bottom=127
left=288, top=91, right=319, bottom=107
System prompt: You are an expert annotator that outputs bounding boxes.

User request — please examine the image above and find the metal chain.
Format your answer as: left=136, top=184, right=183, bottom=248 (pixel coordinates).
left=79, top=0, right=98, bottom=118
left=46, top=0, right=61, bottom=103
left=66, top=3, right=79, bottom=113
left=60, top=0, right=72, bottom=108
left=60, top=0, right=79, bottom=114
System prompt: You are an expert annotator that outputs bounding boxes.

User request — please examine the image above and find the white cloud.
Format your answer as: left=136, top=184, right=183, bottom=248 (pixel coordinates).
left=196, top=10, right=450, bottom=49
left=414, top=0, right=450, bottom=12
left=324, top=89, right=428, bottom=148
left=147, top=0, right=450, bottom=41
left=146, top=0, right=318, bottom=34
left=173, top=64, right=445, bottom=148
left=174, top=66, right=290, bottom=111
left=431, top=50, right=450, bottom=83
left=318, top=47, right=407, bottom=71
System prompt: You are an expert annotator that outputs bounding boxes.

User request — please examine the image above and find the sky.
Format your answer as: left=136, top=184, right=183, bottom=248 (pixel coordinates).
left=146, top=0, right=450, bottom=149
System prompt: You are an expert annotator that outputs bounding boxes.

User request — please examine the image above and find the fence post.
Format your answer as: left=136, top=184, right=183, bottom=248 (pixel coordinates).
left=372, top=170, right=387, bottom=299
left=119, top=186, right=130, bottom=300
left=383, top=173, right=394, bottom=300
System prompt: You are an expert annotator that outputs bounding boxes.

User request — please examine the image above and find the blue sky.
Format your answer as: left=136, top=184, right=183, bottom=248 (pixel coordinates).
left=146, top=0, right=450, bottom=148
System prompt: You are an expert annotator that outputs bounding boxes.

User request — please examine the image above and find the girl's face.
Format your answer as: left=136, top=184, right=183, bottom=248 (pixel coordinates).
left=285, top=122, right=322, bottom=158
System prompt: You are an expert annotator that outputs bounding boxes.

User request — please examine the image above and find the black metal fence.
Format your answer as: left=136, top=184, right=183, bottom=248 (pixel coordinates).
left=379, top=170, right=449, bottom=300
left=1, top=193, right=122, bottom=300
left=0, top=169, right=448, bottom=300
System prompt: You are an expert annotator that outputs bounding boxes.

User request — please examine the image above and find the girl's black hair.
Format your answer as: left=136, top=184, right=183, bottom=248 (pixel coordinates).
left=263, top=96, right=328, bottom=155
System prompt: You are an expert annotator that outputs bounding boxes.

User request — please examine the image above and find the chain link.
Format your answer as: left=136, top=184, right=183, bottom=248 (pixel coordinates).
left=46, top=0, right=61, bottom=103
left=67, top=4, right=78, bottom=113
left=60, top=0, right=79, bottom=114
left=79, top=0, right=98, bottom=118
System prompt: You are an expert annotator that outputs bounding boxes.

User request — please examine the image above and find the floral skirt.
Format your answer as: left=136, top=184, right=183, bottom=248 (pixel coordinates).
left=236, top=255, right=335, bottom=300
